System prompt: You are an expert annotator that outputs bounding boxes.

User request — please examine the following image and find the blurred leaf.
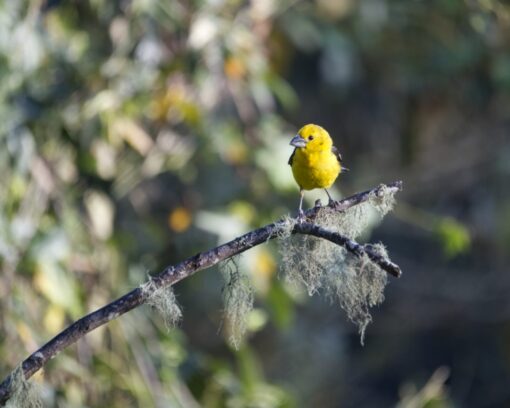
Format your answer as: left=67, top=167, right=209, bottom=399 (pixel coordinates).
left=43, top=304, right=66, bottom=333
left=237, top=346, right=262, bottom=392
left=34, top=260, right=82, bottom=317
left=435, top=217, right=471, bottom=258
left=168, top=206, right=193, bottom=233
left=84, top=190, right=115, bottom=240
left=246, top=308, right=268, bottom=333
left=84, top=90, right=121, bottom=118
left=255, top=136, right=297, bottom=192
left=281, top=12, right=324, bottom=52
left=251, top=247, right=277, bottom=293
left=111, top=118, right=153, bottom=156
left=224, top=56, right=247, bottom=80
left=267, top=280, right=294, bottom=330
left=266, top=74, right=299, bottom=111
left=397, top=366, right=452, bottom=408
left=231, top=346, right=295, bottom=408
left=491, top=54, right=510, bottom=89
left=30, top=229, right=82, bottom=315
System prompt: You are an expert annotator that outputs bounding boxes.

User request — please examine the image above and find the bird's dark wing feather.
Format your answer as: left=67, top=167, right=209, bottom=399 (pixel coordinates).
left=288, top=148, right=296, bottom=165
left=332, top=145, right=349, bottom=171
left=331, top=146, right=342, bottom=163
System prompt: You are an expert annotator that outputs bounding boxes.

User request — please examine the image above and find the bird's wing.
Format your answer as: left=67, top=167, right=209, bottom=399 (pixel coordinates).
left=288, top=148, right=296, bottom=166
left=332, top=146, right=349, bottom=171
left=331, top=146, right=342, bottom=163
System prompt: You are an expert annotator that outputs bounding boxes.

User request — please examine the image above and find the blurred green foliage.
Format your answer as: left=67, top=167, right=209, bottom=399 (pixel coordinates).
left=1, top=0, right=510, bottom=406
left=435, top=217, right=471, bottom=258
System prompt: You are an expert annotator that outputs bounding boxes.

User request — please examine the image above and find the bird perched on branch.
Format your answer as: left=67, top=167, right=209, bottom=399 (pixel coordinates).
left=289, top=124, right=345, bottom=218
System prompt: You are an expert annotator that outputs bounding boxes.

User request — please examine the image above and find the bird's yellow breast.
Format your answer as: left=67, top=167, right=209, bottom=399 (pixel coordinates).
left=291, top=148, right=341, bottom=191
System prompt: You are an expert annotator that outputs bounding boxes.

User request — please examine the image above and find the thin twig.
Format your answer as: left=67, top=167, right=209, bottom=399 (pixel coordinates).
left=0, top=181, right=402, bottom=405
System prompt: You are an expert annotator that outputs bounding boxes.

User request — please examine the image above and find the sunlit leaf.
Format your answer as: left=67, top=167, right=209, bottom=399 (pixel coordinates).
left=435, top=217, right=471, bottom=258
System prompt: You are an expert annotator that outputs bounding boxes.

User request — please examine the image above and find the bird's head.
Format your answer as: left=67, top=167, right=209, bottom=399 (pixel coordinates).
left=289, top=124, right=332, bottom=152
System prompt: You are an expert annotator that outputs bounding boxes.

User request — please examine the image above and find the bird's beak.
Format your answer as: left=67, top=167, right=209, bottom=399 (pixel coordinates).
left=290, top=135, right=307, bottom=148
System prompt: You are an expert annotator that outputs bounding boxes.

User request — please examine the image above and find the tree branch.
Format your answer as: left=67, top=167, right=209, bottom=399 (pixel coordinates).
left=294, top=223, right=401, bottom=277
left=0, top=181, right=402, bottom=405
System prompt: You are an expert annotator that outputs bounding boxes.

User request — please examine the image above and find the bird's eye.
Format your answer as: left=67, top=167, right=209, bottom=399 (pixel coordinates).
left=308, top=135, right=314, bottom=141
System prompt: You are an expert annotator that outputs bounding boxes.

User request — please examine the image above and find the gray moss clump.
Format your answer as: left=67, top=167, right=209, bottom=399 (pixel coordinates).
left=279, top=233, right=331, bottom=296
left=370, top=184, right=397, bottom=217
left=277, top=186, right=396, bottom=343
left=6, top=366, right=43, bottom=408
left=220, top=257, right=254, bottom=349
left=315, top=184, right=396, bottom=240
left=323, top=245, right=389, bottom=344
left=141, top=280, right=182, bottom=330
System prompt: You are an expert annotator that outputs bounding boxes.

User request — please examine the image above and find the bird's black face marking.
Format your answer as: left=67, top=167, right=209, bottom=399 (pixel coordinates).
left=308, top=135, right=314, bottom=141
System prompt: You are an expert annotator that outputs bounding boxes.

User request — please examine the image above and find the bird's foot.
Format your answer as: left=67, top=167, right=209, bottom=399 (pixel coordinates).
left=328, top=198, right=340, bottom=210
left=297, top=209, right=305, bottom=223
left=324, top=189, right=337, bottom=209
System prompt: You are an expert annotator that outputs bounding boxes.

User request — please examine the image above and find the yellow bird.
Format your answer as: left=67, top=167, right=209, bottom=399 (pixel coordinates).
left=288, top=124, right=344, bottom=217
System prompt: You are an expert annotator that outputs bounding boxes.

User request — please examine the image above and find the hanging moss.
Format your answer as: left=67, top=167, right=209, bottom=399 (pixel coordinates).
left=6, top=366, right=42, bottom=408
left=141, top=279, right=182, bottom=330
left=220, top=256, right=254, bottom=349
left=277, top=186, right=397, bottom=343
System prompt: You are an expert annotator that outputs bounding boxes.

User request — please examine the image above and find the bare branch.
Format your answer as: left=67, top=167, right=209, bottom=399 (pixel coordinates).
left=0, top=181, right=402, bottom=405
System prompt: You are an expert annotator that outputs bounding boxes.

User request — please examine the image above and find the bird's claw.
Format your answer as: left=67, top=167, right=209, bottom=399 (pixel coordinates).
left=297, top=209, right=305, bottom=223
left=328, top=198, right=340, bottom=209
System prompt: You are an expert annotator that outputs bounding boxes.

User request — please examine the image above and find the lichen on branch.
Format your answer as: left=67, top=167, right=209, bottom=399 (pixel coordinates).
left=5, top=366, right=42, bottom=408
left=141, top=279, right=182, bottom=330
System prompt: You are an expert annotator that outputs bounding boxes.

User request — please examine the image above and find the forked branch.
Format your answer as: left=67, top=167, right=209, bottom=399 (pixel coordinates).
left=0, top=181, right=402, bottom=405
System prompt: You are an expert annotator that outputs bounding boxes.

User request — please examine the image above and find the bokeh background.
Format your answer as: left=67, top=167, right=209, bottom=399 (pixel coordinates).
left=1, top=0, right=509, bottom=407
